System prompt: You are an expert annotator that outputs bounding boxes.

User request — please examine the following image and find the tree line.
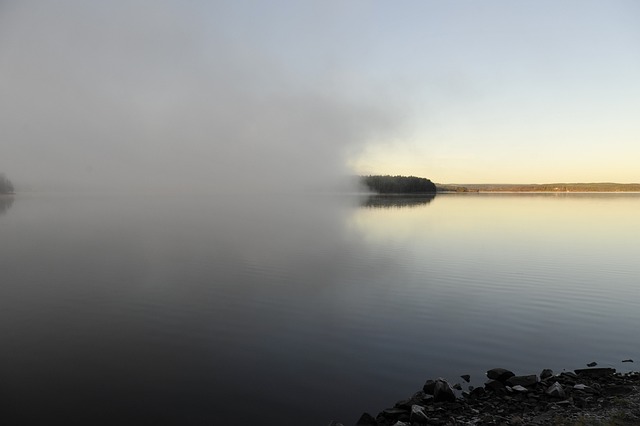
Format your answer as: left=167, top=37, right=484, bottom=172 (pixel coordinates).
left=459, top=183, right=640, bottom=192
left=361, top=175, right=437, bottom=194
left=0, top=173, right=15, bottom=194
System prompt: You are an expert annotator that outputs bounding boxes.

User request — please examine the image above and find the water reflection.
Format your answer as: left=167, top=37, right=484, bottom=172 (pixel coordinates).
left=0, top=195, right=14, bottom=216
left=2, top=193, right=640, bottom=425
left=361, top=194, right=436, bottom=208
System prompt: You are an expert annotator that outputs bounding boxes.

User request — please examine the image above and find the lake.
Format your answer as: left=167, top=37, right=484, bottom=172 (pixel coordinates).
left=0, top=192, right=639, bottom=425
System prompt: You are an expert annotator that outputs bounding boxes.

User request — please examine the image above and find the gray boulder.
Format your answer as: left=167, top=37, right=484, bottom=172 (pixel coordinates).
left=545, top=381, right=566, bottom=399
left=506, top=374, right=538, bottom=387
left=422, top=379, right=436, bottom=395
left=410, top=404, right=430, bottom=424
left=486, top=368, right=515, bottom=382
left=574, top=367, right=616, bottom=377
left=540, top=369, right=554, bottom=380
left=603, top=385, right=634, bottom=396
left=573, top=384, right=594, bottom=393
left=469, top=387, right=486, bottom=398
left=433, top=379, right=456, bottom=402
left=484, top=379, right=506, bottom=391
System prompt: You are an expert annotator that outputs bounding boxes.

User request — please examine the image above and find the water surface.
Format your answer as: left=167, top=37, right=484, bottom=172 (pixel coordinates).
left=0, top=193, right=638, bottom=425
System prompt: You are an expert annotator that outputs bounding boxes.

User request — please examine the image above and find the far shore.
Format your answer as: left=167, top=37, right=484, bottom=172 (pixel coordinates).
left=436, top=182, right=640, bottom=193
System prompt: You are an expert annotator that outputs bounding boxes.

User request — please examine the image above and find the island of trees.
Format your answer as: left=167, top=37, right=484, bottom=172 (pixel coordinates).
left=0, top=173, right=15, bottom=194
left=361, top=175, right=437, bottom=194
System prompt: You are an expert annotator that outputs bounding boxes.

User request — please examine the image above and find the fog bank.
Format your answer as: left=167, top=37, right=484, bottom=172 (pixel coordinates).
left=0, top=1, right=398, bottom=193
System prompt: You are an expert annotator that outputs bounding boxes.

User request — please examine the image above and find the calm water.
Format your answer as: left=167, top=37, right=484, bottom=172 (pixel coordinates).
left=1, top=192, right=639, bottom=425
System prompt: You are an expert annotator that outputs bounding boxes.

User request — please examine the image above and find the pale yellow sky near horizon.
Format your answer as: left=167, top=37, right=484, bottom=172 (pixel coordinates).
left=350, top=133, right=640, bottom=184
left=345, top=1, right=640, bottom=184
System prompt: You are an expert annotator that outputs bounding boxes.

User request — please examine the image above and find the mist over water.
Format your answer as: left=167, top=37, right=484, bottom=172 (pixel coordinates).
left=0, top=1, right=398, bottom=193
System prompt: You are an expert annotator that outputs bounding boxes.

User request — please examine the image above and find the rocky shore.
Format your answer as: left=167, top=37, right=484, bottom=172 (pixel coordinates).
left=331, top=363, right=640, bottom=425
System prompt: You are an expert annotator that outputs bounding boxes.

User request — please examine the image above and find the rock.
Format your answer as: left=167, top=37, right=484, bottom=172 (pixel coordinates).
left=394, top=398, right=413, bottom=410
left=509, top=416, right=524, bottom=426
left=546, top=382, right=566, bottom=399
left=511, top=385, right=528, bottom=393
left=481, top=414, right=495, bottom=424
left=423, top=379, right=436, bottom=395
left=366, top=364, right=640, bottom=426
left=469, top=386, right=486, bottom=398
left=509, top=415, right=524, bottom=425
left=355, top=412, right=377, bottom=425
left=587, top=362, right=598, bottom=367
left=622, top=359, right=634, bottom=363
left=574, top=368, right=616, bottom=377
left=381, top=408, right=406, bottom=418
left=421, top=394, right=434, bottom=404
left=506, top=374, right=538, bottom=387
left=461, top=374, right=471, bottom=383
left=574, top=395, right=588, bottom=408
left=433, top=379, right=456, bottom=402
left=452, top=383, right=462, bottom=390
left=487, top=368, right=515, bottom=382
left=410, top=404, right=430, bottom=424
left=485, top=379, right=506, bottom=391
left=603, top=385, right=634, bottom=396
left=327, top=421, right=344, bottom=426
left=540, top=369, right=554, bottom=380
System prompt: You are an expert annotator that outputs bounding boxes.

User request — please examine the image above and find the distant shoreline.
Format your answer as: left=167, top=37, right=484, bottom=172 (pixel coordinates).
left=436, top=183, right=640, bottom=193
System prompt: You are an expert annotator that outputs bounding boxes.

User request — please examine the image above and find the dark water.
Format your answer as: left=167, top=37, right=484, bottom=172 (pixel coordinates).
left=1, top=192, right=639, bottom=425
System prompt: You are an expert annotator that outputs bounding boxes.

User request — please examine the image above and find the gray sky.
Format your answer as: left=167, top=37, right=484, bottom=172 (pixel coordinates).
left=2, top=1, right=639, bottom=190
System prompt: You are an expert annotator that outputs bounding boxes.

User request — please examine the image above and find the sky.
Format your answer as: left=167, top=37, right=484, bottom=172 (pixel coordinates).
left=1, top=0, right=639, bottom=191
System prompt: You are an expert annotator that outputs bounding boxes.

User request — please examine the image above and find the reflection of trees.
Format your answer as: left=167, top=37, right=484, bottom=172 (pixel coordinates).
left=0, top=173, right=14, bottom=194
left=361, top=194, right=436, bottom=208
left=0, top=196, right=14, bottom=216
